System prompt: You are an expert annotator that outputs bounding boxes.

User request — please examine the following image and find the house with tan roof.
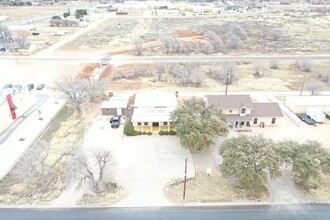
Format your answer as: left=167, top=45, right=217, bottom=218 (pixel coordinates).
left=205, top=95, right=283, bottom=129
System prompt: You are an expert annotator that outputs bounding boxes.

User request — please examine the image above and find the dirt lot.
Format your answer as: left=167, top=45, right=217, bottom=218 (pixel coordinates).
left=100, top=60, right=330, bottom=93
left=0, top=3, right=87, bottom=23
left=58, top=5, right=330, bottom=56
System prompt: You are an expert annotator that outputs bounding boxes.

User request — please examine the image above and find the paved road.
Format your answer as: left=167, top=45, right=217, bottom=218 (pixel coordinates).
left=0, top=204, right=330, bottom=220
left=0, top=93, right=66, bottom=179
left=1, top=55, right=330, bottom=63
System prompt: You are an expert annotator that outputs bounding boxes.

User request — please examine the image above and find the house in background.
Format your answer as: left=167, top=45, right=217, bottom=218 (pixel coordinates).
left=101, top=95, right=130, bottom=116
left=285, top=96, right=330, bottom=114
left=205, top=95, right=283, bottom=129
left=131, top=91, right=177, bottom=133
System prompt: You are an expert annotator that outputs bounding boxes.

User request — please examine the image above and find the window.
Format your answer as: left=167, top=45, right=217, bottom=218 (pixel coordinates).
left=271, top=118, right=276, bottom=124
left=253, top=118, right=258, bottom=124
left=164, top=122, right=168, bottom=126
left=241, top=107, right=246, bottom=114
left=229, top=109, right=232, bottom=113
left=137, top=122, right=141, bottom=125
left=144, top=122, right=148, bottom=126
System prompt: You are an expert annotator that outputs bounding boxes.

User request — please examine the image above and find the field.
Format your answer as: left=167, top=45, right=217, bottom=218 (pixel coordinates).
left=58, top=4, right=330, bottom=56
left=96, top=60, right=330, bottom=94
left=0, top=3, right=87, bottom=23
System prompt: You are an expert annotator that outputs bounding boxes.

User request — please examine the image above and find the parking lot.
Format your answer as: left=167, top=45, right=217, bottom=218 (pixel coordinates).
left=83, top=115, right=195, bottom=207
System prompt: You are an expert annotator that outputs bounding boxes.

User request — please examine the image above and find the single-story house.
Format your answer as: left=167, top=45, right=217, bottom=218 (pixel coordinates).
left=131, top=91, right=177, bottom=133
left=205, top=95, right=283, bottom=128
left=101, top=95, right=130, bottom=116
left=285, top=96, right=330, bottom=114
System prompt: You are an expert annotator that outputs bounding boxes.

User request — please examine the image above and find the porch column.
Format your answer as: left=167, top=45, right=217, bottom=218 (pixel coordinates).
left=142, top=123, right=144, bottom=132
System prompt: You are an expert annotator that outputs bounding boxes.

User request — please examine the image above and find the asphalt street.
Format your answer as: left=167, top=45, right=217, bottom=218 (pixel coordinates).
left=0, top=204, right=330, bottom=220
left=1, top=55, right=330, bottom=64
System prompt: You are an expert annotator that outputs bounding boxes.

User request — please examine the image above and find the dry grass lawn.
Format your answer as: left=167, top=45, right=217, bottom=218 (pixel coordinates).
left=78, top=186, right=126, bottom=206
left=302, top=174, right=330, bottom=202
left=164, top=171, right=270, bottom=204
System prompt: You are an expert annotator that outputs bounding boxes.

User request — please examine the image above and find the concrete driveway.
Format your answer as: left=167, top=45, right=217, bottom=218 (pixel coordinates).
left=83, top=116, right=195, bottom=207
left=115, top=135, right=195, bottom=207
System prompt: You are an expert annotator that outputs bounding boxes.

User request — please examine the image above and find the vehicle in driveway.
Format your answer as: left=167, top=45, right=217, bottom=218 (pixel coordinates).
left=28, top=83, right=34, bottom=91
left=110, top=115, right=121, bottom=128
left=325, top=113, right=330, bottom=120
left=36, top=84, right=45, bottom=90
left=298, top=114, right=317, bottom=126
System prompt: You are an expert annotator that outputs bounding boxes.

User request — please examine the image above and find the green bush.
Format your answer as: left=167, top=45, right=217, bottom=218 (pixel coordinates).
left=147, top=132, right=152, bottom=135
left=124, top=124, right=135, bottom=136
left=142, top=131, right=147, bottom=135
left=159, top=130, right=165, bottom=135
left=164, top=131, right=169, bottom=135
left=137, top=131, right=142, bottom=135
left=63, top=12, right=70, bottom=18
left=133, top=130, right=139, bottom=136
left=169, top=130, right=176, bottom=135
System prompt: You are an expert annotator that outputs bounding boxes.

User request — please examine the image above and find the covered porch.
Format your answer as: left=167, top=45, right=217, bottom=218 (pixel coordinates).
left=133, top=121, right=174, bottom=134
left=227, top=115, right=252, bottom=131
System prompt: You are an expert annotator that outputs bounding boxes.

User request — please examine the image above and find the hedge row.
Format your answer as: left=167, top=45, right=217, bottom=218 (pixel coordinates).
left=124, top=125, right=152, bottom=136
left=123, top=125, right=176, bottom=136
left=159, top=130, right=176, bottom=135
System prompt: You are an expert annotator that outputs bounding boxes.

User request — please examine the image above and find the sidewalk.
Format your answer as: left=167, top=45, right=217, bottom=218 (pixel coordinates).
left=0, top=97, right=66, bottom=179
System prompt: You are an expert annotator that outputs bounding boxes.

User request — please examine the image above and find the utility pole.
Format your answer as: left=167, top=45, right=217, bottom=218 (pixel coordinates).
left=300, top=73, right=306, bottom=96
left=183, top=157, right=187, bottom=200
left=225, top=72, right=230, bottom=95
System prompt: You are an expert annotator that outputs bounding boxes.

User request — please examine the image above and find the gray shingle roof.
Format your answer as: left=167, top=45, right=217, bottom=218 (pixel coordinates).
left=206, top=95, right=254, bottom=109
left=251, top=103, right=284, bottom=118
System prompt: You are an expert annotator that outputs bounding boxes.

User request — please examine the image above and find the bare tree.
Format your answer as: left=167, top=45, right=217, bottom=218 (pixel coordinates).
left=269, top=29, right=284, bottom=41
left=134, top=38, right=144, bottom=56
left=85, top=78, right=108, bottom=102
left=226, top=34, right=244, bottom=50
left=14, top=31, right=30, bottom=49
left=0, top=24, right=12, bottom=51
left=209, top=62, right=238, bottom=85
left=133, top=65, right=152, bottom=78
left=205, top=30, right=223, bottom=52
left=161, top=35, right=182, bottom=54
left=189, top=66, right=205, bottom=86
left=296, top=60, right=313, bottom=72
left=221, top=62, right=238, bottom=95
left=202, top=41, right=214, bottom=54
left=156, top=63, right=166, bottom=81
left=253, top=62, right=269, bottom=77
left=69, top=149, right=115, bottom=194
left=227, top=23, right=248, bottom=40
left=170, top=63, right=203, bottom=86
left=305, top=79, right=325, bottom=96
left=318, top=67, right=330, bottom=83
left=54, top=74, right=89, bottom=113
left=270, top=60, right=280, bottom=70
left=49, top=19, right=63, bottom=27
left=12, top=140, right=71, bottom=192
